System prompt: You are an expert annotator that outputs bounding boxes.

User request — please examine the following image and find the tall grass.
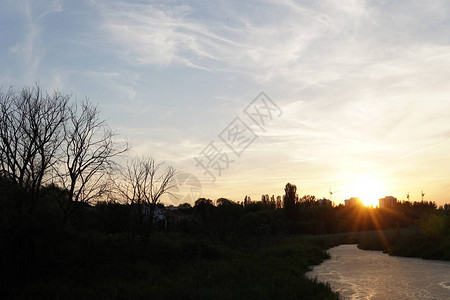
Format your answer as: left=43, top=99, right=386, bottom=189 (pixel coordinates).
left=10, top=233, right=339, bottom=299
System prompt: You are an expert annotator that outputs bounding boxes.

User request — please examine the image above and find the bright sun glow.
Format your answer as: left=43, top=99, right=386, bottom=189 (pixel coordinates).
left=352, top=176, right=385, bottom=207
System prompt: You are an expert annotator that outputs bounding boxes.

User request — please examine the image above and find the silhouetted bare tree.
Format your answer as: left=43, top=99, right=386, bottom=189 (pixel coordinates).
left=116, top=157, right=177, bottom=244
left=0, top=85, right=68, bottom=213
left=57, top=101, right=128, bottom=225
left=0, top=84, right=128, bottom=224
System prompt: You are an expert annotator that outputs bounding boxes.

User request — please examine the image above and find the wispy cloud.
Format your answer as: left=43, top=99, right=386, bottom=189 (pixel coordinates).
left=91, top=0, right=350, bottom=82
left=4, top=0, right=64, bottom=84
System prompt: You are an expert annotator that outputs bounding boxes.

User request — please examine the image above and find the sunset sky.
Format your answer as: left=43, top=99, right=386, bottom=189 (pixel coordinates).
left=1, top=0, right=450, bottom=206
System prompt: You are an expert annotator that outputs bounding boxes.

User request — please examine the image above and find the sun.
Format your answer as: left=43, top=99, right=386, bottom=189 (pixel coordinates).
left=352, top=176, right=384, bottom=207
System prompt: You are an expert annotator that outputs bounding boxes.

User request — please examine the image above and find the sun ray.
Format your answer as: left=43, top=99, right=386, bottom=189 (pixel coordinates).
left=367, top=208, right=391, bottom=251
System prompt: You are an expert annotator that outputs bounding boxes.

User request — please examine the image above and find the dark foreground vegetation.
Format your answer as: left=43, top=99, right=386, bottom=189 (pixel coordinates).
left=1, top=85, right=450, bottom=299
left=1, top=181, right=344, bottom=299
left=2, top=179, right=450, bottom=299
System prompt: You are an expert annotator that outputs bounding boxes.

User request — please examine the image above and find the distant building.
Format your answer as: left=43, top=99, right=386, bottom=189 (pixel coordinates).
left=142, top=205, right=197, bottom=230
left=344, top=197, right=362, bottom=207
left=379, top=196, right=397, bottom=208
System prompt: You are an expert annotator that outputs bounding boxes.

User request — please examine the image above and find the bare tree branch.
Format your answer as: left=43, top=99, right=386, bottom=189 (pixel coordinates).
left=0, top=85, right=68, bottom=213
left=115, top=156, right=178, bottom=243
left=56, top=100, right=128, bottom=224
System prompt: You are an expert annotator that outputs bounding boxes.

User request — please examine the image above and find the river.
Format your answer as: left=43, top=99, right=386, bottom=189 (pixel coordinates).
left=306, top=244, right=450, bottom=300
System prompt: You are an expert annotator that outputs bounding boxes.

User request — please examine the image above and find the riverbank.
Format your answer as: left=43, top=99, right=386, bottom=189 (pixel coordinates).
left=356, top=227, right=450, bottom=260
left=4, top=232, right=339, bottom=299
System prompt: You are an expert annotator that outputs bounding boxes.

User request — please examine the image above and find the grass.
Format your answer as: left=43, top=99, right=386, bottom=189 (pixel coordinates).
left=10, top=233, right=339, bottom=299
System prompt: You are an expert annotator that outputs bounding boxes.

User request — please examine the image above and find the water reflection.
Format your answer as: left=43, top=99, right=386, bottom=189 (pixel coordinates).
left=306, top=244, right=450, bottom=300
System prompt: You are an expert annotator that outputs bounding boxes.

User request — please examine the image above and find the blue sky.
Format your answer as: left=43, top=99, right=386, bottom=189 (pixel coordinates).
left=2, top=0, right=450, bottom=205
